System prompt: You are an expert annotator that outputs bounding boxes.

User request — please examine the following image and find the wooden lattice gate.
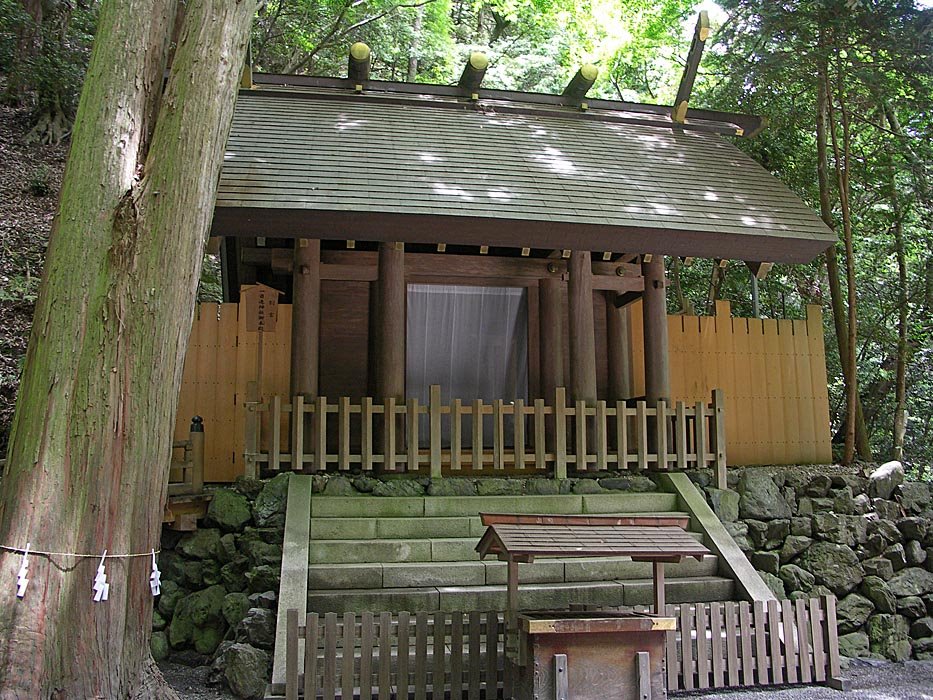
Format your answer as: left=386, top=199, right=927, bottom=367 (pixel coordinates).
left=274, top=596, right=846, bottom=699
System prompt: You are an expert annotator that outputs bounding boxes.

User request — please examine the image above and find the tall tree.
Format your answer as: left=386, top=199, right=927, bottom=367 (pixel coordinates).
left=0, top=0, right=256, bottom=696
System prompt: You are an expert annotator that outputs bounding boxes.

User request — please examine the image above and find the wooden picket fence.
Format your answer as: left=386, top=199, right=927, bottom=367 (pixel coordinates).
left=275, top=597, right=843, bottom=699
left=246, top=386, right=726, bottom=486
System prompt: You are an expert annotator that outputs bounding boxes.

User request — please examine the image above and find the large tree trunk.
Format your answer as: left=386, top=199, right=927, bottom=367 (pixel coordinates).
left=0, top=0, right=256, bottom=696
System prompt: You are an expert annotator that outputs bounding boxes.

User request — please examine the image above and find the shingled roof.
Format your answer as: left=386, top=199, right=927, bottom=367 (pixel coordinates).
left=212, top=83, right=835, bottom=263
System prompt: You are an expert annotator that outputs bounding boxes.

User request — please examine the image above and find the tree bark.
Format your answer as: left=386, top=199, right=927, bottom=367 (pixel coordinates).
left=0, top=0, right=256, bottom=696
left=890, top=174, right=908, bottom=462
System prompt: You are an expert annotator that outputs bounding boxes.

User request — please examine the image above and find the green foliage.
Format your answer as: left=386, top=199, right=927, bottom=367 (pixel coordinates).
left=198, top=253, right=224, bottom=304
left=27, top=164, right=52, bottom=196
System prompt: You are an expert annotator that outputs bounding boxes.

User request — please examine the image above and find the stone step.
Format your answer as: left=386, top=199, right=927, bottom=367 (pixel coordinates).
left=308, top=554, right=721, bottom=590
left=309, top=512, right=693, bottom=541
left=306, top=576, right=735, bottom=614
left=309, top=530, right=705, bottom=566
left=308, top=493, right=680, bottom=519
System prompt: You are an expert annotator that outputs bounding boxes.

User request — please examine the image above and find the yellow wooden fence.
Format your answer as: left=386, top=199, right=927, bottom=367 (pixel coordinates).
left=174, top=301, right=831, bottom=481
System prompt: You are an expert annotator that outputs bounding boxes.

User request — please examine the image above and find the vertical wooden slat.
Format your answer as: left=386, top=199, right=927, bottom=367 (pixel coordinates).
left=493, top=400, right=505, bottom=470
left=472, top=399, right=484, bottom=472
left=514, top=399, right=526, bottom=470
left=304, top=613, right=320, bottom=700
left=710, top=602, right=724, bottom=688
left=695, top=400, right=708, bottom=469
left=359, top=612, right=374, bottom=700
left=724, top=601, right=739, bottom=687
left=314, top=396, right=327, bottom=471
left=485, top=612, right=498, bottom=696
left=397, top=612, right=411, bottom=699
left=665, top=604, right=679, bottom=690
left=595, top=400, right=608, bottom=470
left=554, top=388, right=568, bottom=479
left=433, top=612, right=446, bottom=698
left=656, top=399, right=669, bottom=471
left=680, top=604, right=695, bottom=691
left=739, top=602, right=754, bottom=687
left=378, top=612, right=392, bottom=699
left=271, top=396, right=282, bottom=473
left=810, top=598, right=826, bottom=683
left=823, top=594, right=842, bottom=684
left=323, top=613, right=337, bottom=700
left=450, top=613, right=464, bottom=699
left=768, top=599, right=784, bottom=685
left=574, top=400, right=588, bottom=471
left=711, top=388, right=727, bottom=489
left=338, top=396, right=350, bottom=471
left=674, top=401, right=687, bottom=470
left=286, top=609, right=298, bottom=700
left=414, top=612, right=428, bottom=700
left=636, top=401, right=648, bottom=471
left=429, top=384, right=442, bottom=477
left=407, top=398, right=420, bottom=473
left=341, top=612, right=355, bottom=700
left=753, top=601, right=769, bottom=685
left=795, top=598, right=812, bottom=684
left=615, top=402, right=629, bottom=471
left=451, top=399, right=462, bottom=471
left=696, top=602, right=710, bottom=689
left=292, top=394, right=305, bottom=472
left=782, top=599, right=798, bottom=684
left=361, top=397, right=373, bottom=471
left=384, top=397, right=397, bottom=472
left=533, top=399, right=546, bottom=471
left=468, top=611, right=482, bottom=700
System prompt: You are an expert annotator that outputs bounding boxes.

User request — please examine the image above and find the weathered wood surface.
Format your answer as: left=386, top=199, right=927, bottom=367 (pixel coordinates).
left=248, top=386, right=724, bottom=477
left=279, top=597, right=844, bottom=699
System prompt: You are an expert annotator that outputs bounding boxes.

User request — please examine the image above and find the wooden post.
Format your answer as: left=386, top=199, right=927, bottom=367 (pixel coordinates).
left=606, top=295, right=632, bottom=402
left=642, top=255, right=670, bottom=405
left=189, top=416, right=204, bottom=495
left=568, top=251, right=597, bottom=404
left=653, top=561, right=666, bottom=615
left=539, top=277, right=563, bottom=456
left=290, top=238, right=321, bottom=398
left=375, top=242, right=406, bottom=469
left=712, top=389, right=727, bottom=489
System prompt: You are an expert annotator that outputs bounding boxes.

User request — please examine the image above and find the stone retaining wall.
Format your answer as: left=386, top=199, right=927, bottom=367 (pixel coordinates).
left=700, top=462, right=933, bottom=661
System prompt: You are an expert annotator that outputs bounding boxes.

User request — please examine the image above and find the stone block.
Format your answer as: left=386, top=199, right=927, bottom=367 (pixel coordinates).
left=779, top=564, right=815, bottom=593
left=780, top=535, right=813, bottom=564
left=759, top=572, right=785, bottom=599
left=485, top=560, right=566, bottom=585
left=427, top=478, right=478, bottom=496
left=791, top=517, right=812, bottom=537
left=896, top=482, right=931, bottom=513
left=896, top=596, right=926, bottom=619
left=309, top=518, right=377, bottom=540
left=867, top=613, right=911, bottom=661
left=309, top=539, right=431, bottom=564
left=798, top=497, right=833, bottom=516
left=910, top=617, right=933, bottom=639
left=898, top=517, right=928, bottom=542
left=431, top=538, right=482, bottom=561
left=869, top=461, right=904, bottom=500
left=888, top=567, right=933, bottom=597
left=884, top=543, right=908, bottom=571
left=751, top=551, right=780, bottom=576
left=372, top=480, right=426, bottom=497
left=873, top=499, right=902, bottom=521
left=837, top=593, right=874, bottom=633
left=322, top=475, right=356, bottom=496
left=738, top=471, right=792, bottom=520
left=838, top=631, right=870, bottom=658
left=863, top=556, right=894, bottom=580
left=476, top=478, right=523, bottom=495
left=307, top=563, right=383, bottom=590
left=805, top=474, right=833, bottom=498
left=797, top=541, right=863, bottom=596
left=382, top=561, right=485, bottom=588
left=906, top=540, right=927, bottom=566
left=206, top=490, right=253, bottom=532
left=860, top=576, right=896, bottom=614
left=311, top=496, right=424, bottom=518
left=376, top=516, right=471, bottom=539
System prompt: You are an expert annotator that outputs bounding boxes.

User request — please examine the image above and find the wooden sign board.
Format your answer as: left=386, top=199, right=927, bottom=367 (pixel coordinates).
left=241, top=283, right=282, bottom=333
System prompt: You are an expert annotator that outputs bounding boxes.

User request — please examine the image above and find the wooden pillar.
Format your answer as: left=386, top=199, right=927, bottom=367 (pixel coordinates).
left=289, top=238, right=321, bottom=398
left=642, top=256, right=670, bottom=406
left=374, top=242, right=406, bottom=401
left=606, top=294, right=632, bottom=401
left=539, top=277, right=564, bottom=398
left=568, top=251, right=597, bottom=404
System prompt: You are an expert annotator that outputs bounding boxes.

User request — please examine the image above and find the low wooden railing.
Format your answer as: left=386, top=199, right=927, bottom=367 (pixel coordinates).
left=276, top=597, right=845, bottom=699
left=245, top=387, right=726, bottom=485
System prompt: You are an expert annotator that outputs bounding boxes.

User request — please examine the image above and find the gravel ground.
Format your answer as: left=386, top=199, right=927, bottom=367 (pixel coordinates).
left=162, top=658, right=933, bottom=699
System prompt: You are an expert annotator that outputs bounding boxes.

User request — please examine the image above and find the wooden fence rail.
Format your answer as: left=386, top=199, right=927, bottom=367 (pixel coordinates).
left=278, top=597, right=843, bottom=699
left=246, top=386, right=726, bottom=485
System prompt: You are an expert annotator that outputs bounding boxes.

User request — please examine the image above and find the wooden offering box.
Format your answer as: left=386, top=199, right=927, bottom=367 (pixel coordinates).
left=475, top=513, right=710, bottom=700
left=515, top=611, right=676, bottom=700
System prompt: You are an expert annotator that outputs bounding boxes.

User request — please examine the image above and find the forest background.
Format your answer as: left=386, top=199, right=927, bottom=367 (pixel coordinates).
left=0, top=0, right=931, bottom=471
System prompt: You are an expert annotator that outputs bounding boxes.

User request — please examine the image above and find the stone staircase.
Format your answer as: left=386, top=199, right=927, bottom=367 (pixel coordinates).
left=303, top=491, right=736, bottom=614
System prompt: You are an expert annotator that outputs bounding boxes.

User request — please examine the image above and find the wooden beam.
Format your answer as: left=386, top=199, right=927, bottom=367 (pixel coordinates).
left=539, top=277, right=564, bottom=400
left=672, top=11, right=710, bottom=124
left=613, top=290, right=642, bottom=309
left=239, top=39, right=253, bottom=89
left=642, top=256, right=670, bottom=405
left=606, top=294, right=632, bottom=402
left=562, top=64, right=598, bottom=107
left=290, top=239, right=321, bottom=398
left=347, top=42, right=371, bottom=90
left=374, top=242, right=405, bottom=405
left=745, top=260, right=773, bottom=279
left=569, top=251, right=597, bottom=405
left=458, top=52, right=488, bottom=97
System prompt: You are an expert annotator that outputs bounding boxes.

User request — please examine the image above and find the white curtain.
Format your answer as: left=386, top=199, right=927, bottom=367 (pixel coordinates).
left=406, top=284, right=528, bottom=446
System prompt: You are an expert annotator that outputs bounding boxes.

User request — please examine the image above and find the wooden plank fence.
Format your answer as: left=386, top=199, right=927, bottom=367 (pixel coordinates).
left=246, top=387, right=727, bottom=485
left=276, top=597, right=844, bottom=699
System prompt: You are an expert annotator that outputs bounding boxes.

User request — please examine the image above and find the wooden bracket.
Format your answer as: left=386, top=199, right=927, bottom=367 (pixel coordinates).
left=672, top=11, right=710, bottom=124
left=745, top=260, right=773, bottom=279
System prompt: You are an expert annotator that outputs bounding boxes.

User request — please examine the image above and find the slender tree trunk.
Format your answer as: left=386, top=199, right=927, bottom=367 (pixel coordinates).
left=890, top=180, right=909, bottom=462
left=407, top=5, right=423, bottom=82
left=0, top=0, right=256, bottom=696
left=815, top=58, right=871, bottom=461
left=826, top=69, right=859, bottom=465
